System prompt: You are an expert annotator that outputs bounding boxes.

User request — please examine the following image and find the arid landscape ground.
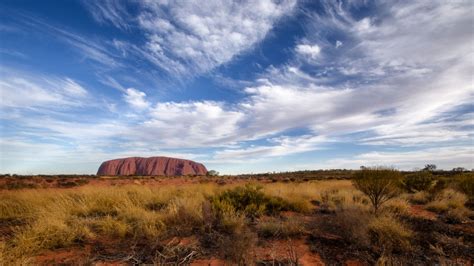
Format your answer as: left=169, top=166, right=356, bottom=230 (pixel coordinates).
left=1, top=170, right=472, bottom=265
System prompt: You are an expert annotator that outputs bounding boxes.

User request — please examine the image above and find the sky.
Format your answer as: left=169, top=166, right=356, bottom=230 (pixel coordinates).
left=0, top=0, right=473, bottom=174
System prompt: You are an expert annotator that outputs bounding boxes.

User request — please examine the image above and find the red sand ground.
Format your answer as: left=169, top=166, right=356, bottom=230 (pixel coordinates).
left=409, top=204, right=437, bottom=220
left=254, top=239, right=324, bottom=265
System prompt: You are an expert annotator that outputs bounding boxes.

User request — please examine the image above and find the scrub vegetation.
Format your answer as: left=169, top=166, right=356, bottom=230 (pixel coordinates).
left=0, top=170, right=472, bottom=265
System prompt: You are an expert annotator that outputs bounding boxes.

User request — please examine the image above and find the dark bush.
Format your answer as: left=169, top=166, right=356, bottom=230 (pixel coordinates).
left=58, top=181, right=78, bottom=188
left=210, top=185, right=294, bottom=218
left=403, top=171, right=434, bottom=192
left=4, top=181, right=38, bottom=190
left=457, top=173, right=474, bottom=200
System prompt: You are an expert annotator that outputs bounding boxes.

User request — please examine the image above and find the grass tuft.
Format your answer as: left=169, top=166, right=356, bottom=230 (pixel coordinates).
left=368, top=214, right=412, bottom=252
left=426, top=189, right=467, bottom=213
left=257, top=217, right=306, bottom=238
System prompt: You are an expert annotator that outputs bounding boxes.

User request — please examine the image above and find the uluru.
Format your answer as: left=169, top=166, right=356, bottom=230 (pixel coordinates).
left=97, top=156, right=208, bottom=176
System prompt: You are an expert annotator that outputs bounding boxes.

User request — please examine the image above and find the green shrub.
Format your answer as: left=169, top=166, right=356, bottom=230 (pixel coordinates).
left=353, top=168, right=403, bottom=214
left=403, top=171, right=434, bottom=192
left=457, top=174, right=474, bottom=200
left=430, top=177, right=448, bottom=193
left=210, top=185, right=295, bottom=218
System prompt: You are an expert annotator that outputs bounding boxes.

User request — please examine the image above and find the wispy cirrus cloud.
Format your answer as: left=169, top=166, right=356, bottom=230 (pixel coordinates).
left=139, top=0, right=297, bottom=75
left=0, top=69, right=88, bottom=109
left=239, top=0, right=474, bottom=151
left=83, top=0, right=297, bottom=76
left=82, top=0, right=132, bottom=30
left=214, top=135, right=327, bottom=161
left=10, top=14, right=122, bottom=68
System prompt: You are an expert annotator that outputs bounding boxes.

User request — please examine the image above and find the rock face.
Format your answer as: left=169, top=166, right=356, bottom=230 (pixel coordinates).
left=97, top=156, right=208, bottom=176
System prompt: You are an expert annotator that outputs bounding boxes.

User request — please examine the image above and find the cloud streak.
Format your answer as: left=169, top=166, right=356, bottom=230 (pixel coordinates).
left=85, top=0, right=297, bottom=75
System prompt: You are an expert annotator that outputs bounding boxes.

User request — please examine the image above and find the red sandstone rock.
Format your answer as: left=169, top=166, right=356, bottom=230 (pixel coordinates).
left=97, top=156, right=208, bottom=176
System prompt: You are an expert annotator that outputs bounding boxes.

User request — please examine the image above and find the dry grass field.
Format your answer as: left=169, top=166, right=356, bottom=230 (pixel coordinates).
left=0, top=171, right=473, bottom=265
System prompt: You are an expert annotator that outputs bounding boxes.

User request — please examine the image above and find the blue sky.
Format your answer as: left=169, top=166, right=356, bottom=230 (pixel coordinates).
left=0, top=0, right=472, bottom=174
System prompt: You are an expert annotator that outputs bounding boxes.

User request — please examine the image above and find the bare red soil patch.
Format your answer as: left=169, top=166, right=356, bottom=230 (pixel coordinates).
left=254, top=238, right=324, bottom=265
left=35, top=247, right=91, bottom=265
left=190, top=258, right=227, bottom=266
left=410, top=204, right=437, bottom=220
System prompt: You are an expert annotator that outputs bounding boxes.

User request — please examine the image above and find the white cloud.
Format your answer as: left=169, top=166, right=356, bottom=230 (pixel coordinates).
left=354, top=17, right=372, bottom=33
left=123, top=88, right=149, bottom=109
left=63, top=78, right=88, bottom=97
left=137, top=0, right=297, bottom=75
left=16, top=15, right=122, bottom=68
left=266, top=0, right=474, bottom=146
left=240, top=83, right=351, bottom=138
left=295, top=44, right=321, bottom=59
left=0, top=71, right=88, bottom=108
left=214, top=135, right=327, bottom=160
left=136, top=101, right=244, bottom=147
left=82, top=0, right=131, bottom=30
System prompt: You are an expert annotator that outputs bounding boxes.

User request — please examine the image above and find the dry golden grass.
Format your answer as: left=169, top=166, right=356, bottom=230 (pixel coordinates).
left=382, top=198, right=411, bottom=216
left=425, top=188, right=472, bottom=222
left=0, top=241, right=5, bottom=265
left=262, top=180, right=354, bottom=213
left=257, top=217, right=306, bottom=238
left=368, top=214, right=413, bottom=252
left=2, top=178, right=469, bottom=264
left=0, top=184, right=222, bottom=263
left=426, top=188, right=467, bottom=212
left=403, top=191, right=431, bottom=204
left=0, top=181, right=359, bottom=263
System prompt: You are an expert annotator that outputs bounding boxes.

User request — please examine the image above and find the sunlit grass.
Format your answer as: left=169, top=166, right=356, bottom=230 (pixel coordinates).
left=1, top=177, right=470, bottom=264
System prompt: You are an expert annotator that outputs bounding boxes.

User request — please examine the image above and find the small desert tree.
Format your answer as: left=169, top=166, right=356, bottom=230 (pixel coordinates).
left=207, top=170, right=219, bottom=176
left=353, top=167, right=402, bottom=214
left=423, top=164, right=437, bottom=171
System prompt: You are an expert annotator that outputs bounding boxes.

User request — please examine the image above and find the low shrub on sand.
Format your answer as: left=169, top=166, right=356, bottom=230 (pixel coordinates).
left=210, top=185, right=298, bottom=218
left=402, top=171, right=434, bottom=192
